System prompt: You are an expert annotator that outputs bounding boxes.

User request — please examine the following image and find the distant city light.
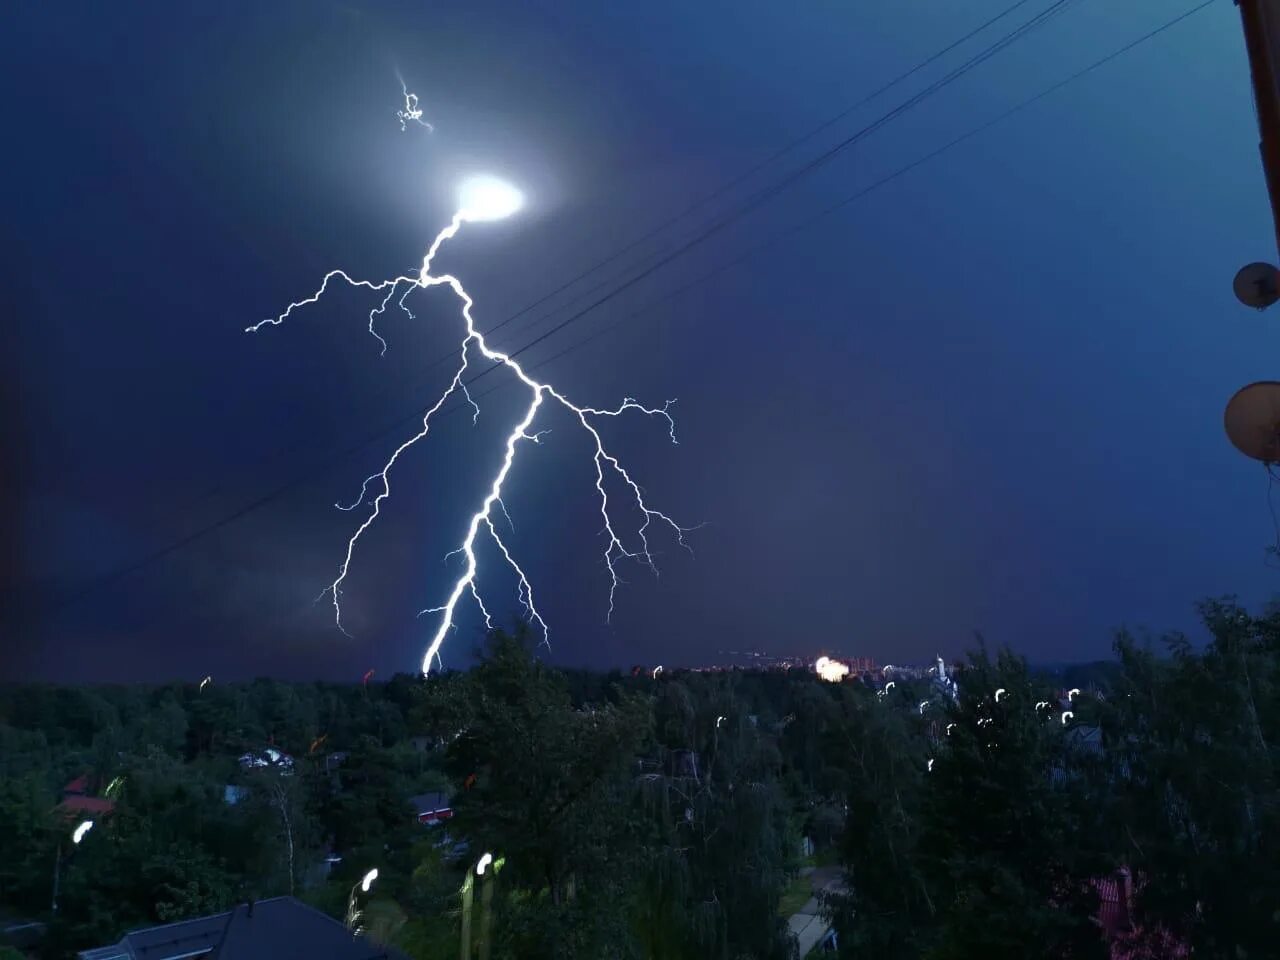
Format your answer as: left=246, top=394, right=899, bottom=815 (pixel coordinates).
left=814, top=656, right=850, bottom=682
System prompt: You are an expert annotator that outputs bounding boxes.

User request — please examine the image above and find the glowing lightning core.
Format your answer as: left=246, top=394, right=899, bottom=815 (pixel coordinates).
left=248, top=176, right=692, bottom=675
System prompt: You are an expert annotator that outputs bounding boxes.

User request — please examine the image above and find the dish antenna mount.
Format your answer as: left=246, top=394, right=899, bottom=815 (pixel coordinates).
left=1224, top=381, right=1280, bottom=462
left=1235, top=262, right=1280, bottom=310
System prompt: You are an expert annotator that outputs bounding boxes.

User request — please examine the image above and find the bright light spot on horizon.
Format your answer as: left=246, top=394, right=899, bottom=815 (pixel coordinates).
left=459, top=176, right=523, bottom=222
left=815, top=656, right=850, bottom=683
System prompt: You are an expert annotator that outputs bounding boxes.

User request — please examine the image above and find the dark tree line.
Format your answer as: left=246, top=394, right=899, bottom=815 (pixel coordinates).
left=3, top=598, right=1279, bottom=959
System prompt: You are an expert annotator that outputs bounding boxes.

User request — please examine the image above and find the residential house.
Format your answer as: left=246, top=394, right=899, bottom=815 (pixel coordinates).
left=58, top=776, right=114, bottom=821
left=409, top=791, right=453, bottom=826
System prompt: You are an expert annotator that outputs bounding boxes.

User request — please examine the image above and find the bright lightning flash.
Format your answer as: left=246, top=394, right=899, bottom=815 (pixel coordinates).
left=248, top=176, right=692, bottom=675
left=396, top=77, right=434, bottom=133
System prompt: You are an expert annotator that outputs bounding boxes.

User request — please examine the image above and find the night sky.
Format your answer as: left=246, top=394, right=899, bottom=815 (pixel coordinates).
left=4, top=0, right=1276, bottom=682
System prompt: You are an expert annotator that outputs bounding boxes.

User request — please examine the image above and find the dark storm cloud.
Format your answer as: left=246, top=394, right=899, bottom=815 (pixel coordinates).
left=3, top=0, right=1276, bottom=681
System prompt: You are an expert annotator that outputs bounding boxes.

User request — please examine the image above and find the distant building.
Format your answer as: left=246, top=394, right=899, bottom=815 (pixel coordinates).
left=78, top=896, right=407, bottom=960
left=238, top=748, right=294, bottom=773
left=409, top=791, right=454, bottom=826
left=58, top=776, right=114, bottom=821
left=931, top=655, right=959, bottom=702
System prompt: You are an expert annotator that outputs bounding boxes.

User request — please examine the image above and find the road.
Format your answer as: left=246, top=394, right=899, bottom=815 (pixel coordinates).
left=785, top=866, right=843, bottom=956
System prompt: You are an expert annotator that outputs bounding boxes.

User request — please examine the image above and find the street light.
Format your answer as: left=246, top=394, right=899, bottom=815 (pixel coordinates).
left=53, top=820, right=94, bottom=914
left=461, top=852, right=500, bottom=960
left=346, top=867, right=379, bottom=931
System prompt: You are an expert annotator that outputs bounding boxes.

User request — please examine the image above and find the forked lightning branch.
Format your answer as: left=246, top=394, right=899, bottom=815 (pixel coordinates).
left=247, top=174, right=694, bottom=675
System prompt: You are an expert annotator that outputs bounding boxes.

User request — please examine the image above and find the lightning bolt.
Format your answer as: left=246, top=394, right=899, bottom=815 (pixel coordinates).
left=248, top=197, right=693, bottom=675
left=396, top=74, right=434, bottom=133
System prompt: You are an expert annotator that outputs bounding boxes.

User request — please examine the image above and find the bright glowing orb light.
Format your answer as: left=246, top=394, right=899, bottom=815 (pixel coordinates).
left=814, top=656, right=850, bottom=683
left=458, top=176, right=523, bottom=222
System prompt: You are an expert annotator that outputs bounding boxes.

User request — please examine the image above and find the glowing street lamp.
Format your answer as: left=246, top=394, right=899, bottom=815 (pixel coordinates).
left=346, top=867, right=379, bottom=931
left=53, top=820, right=95, bottom=914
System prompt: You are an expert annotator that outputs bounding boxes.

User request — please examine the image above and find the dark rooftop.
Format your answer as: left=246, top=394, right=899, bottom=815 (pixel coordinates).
left=78, top=896, right=406, bottom=960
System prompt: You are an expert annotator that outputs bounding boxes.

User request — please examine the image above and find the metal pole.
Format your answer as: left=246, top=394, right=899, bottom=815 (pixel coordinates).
left=51, top=843, right=61, bottom=914
left=477, top=869, right=494, bottom=960
left=458, top=872, right=474, bottom=960
left=1238, top=0, right=1280, bottom=260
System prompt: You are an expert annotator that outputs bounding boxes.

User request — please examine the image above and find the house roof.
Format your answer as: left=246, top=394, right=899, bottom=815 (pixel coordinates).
left=409, top=791, right=451, bottom=814
left=78, top=897, right=407, bottom=960
left=64, top=775, right=91, bottom=795
left=214, top=898, right=405, bottom=959
left=59, top=795, right=114, bottom=817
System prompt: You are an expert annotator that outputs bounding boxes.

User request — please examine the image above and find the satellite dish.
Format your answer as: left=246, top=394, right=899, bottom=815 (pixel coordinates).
left=1224, top=381, right=1280, bottom=461
left=1234, top=262, right=1280, bottom=309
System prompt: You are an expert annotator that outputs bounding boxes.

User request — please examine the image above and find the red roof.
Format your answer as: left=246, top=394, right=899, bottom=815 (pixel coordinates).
left=59, top=795, right=114, bottom=817
left=63, top=775, right=90, bottom=795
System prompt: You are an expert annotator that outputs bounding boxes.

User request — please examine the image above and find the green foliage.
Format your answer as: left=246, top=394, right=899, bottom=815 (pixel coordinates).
left=1100, top=598, right=1280, bottom=958
left=11, top=600, right=1280, bottom=960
